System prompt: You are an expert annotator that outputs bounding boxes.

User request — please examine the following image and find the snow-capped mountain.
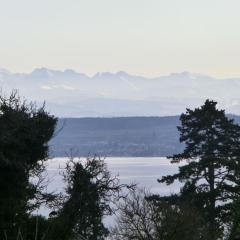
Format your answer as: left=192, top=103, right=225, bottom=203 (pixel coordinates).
left=0, top=68, right=239, bottom=117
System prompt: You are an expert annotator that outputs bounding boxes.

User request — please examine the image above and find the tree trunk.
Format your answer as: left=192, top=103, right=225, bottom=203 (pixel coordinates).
left=208, top=161, right=216, bottom=239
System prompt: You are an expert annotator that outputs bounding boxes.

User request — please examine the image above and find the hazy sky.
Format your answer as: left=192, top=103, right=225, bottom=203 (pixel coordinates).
left=1, top=0, right=240, bottom=77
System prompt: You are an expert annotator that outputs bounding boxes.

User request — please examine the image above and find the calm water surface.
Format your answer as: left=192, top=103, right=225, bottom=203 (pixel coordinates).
left=45, top=157, right=184, bottom=196
left=41, top=157, right=185, bottom=225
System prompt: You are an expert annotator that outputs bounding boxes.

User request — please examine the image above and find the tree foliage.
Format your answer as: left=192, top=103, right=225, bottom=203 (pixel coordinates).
left=3, top=94, right=240, bottom=239
left=0, top=92, right=57, bottom=239
left=49, top=156, right=132, bottom=240
left=111, top=188, right=208, bottom=240
left=157, top=99, right=240, bottom=239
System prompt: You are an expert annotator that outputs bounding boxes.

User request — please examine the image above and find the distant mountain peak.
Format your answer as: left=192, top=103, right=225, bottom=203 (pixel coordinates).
left=30, top=68, right=88, bottom=79
left=92, top=71, right=135, bottom=79
left=32, top=67, right=49, bottom=73
left=63, top=69, right=88, bottom=78
left=92, top=72, right=116, bottom=79
left=170, top=71, right=194, bottom=78
left=0, top=67, right=11, bottom=75
left=116, top=71, right=130, bottom=77
left=31, top=68, right=55, bottom=78
left=64, top=69, right=76, bottom=74
left=169, top=71, right=213, bottom=80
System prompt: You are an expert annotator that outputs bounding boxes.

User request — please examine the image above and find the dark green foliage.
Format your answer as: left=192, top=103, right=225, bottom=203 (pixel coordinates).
left=157, top=100, right=240, bottom=239
left=228, top=200, right=240, bottom=239
left=0, top=92, right=57, bottom=239
left=22, top=215, right=50, bottom=240
left=49, top=156, right=129, bottom=240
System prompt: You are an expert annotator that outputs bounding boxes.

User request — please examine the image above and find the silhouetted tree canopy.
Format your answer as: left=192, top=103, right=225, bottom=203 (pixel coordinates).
left=111, top=188, right=209, bottom=240
left=0, top=92, right=57, bottom=239
left=155, top=99, right=240, bottom=239
left=48, top=156, right=133, bottom=240
left=2, top=94, right=240, bottom=239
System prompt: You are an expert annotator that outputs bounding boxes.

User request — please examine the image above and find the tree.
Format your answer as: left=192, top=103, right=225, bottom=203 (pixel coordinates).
left=49, top=155, right=132, bottom=240
left=227, top=199, right=240, bottom=240
left=157, top=100, right=240, bottom=239
left=111, top=188, right=208, bottom=240
left=0, top=92, right=57, bottom=239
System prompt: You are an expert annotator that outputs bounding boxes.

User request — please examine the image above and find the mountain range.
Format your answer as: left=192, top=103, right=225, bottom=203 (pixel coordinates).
left=0, top=67, right=239, bottom=117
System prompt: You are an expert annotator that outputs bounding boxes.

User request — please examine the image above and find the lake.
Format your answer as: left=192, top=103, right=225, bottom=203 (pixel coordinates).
left=37, top=157, right=184, bottom=226
left=44, top=157, right=183, bottom=202
left=39, top=157, right=184, bottom=224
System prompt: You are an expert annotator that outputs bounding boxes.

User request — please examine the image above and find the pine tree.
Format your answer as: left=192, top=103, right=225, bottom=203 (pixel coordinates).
left=158, top=100, right=240, bottom=239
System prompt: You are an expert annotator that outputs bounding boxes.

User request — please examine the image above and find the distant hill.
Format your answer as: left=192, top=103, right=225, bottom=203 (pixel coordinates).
left=50, top=115, right=240, bottom=157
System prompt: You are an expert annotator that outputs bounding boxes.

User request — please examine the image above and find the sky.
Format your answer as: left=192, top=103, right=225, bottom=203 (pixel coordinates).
left=0, top=0, right=240, bottom=78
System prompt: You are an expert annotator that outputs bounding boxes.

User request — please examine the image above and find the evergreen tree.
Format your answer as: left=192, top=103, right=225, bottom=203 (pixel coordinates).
left=157, top=100, right=240, bottom=239
left=227, top=198, right=240, bottom=240
left=49, top=156, right=131, bottom=240
left=0, top=92, right=57, bottom=239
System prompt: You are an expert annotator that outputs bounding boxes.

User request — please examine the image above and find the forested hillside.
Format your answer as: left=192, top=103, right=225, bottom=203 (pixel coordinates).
left=50, top=115, right=240, bottom=157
